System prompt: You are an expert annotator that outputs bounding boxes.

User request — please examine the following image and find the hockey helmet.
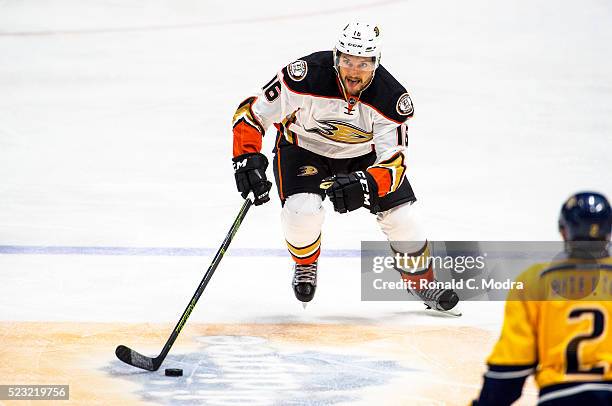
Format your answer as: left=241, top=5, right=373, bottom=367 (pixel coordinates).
left=559, top=191, right=612, bottom=241
left=334, top=22, right=381, bottom=71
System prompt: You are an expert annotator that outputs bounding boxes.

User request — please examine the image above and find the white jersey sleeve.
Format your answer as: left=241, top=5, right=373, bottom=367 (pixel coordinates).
left=366, top=122, right=410, bottom=197
left=231, top=74, right=284, bottom=157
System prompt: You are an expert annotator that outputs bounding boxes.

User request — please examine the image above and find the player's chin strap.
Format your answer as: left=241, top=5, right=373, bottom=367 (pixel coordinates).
left=333, top=60, right=376, bottom=102
left=335, top=72, right=375, bottom=103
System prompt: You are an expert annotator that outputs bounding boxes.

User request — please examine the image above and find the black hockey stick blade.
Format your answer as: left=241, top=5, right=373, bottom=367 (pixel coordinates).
left=115, top=345, right=159, bottom=371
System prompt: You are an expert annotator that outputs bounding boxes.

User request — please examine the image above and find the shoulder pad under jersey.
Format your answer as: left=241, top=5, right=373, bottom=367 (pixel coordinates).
left=360, top=65, right=414, bottom=124
left=281, top=51, right=341, bottom=98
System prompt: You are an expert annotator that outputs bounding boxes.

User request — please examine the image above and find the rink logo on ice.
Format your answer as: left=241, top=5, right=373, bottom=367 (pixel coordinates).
left=109, top=335, right=410, bottom=405
left=287, top=60, right=308, bottom=81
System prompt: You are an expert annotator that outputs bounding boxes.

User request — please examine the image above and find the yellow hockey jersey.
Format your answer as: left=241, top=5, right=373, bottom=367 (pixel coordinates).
left=477, top=255, right=612, bottom=405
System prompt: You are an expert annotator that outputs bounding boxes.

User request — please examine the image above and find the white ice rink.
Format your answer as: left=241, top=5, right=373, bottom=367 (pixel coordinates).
left=0, top=0, right=611, bottom=405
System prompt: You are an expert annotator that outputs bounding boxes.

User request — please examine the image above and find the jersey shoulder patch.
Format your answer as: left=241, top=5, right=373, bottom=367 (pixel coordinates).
left=287, top=59, right=308, bottom=81
left=281, top=51, right=339, bottom=98
left=361, top=65, right=413, bottom=124
left=396, top=92, right=414, bottom=116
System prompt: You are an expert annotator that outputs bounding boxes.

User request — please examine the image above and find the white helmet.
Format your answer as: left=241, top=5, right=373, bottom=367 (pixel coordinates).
left=334, top=22, right=381, bottom=70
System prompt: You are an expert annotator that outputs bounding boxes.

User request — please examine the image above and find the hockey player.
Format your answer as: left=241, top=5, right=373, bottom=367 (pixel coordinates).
left=231, top=22, right=458, bottom=312
left=474, top=191, right=612, bottom=405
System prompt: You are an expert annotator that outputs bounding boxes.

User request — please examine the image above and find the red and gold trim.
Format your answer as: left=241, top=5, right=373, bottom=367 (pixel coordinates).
left=366, top=151, right=407, bottom=197
left=286, top=234, right=321, bottom=265
left=232, top=97, right=265, bottom=157
left=394, top=242, right=434, bottom=287
left=279, top=110, right=299, bottom=145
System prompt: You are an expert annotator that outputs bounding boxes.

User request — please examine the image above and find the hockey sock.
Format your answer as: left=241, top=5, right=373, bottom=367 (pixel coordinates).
left=281, top=193, right=325, bottom=265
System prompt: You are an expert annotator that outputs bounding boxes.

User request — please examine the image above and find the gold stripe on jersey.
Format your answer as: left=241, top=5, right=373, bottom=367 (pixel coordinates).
left=487, top=256, right=612, bottom=389
left=232, top=97, right=264, bottom=134
left=280, top=111, right=298, bottom=144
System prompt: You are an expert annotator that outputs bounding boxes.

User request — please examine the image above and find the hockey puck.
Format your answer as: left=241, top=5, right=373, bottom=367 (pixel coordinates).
left=164, top=368, right=183, bottom=377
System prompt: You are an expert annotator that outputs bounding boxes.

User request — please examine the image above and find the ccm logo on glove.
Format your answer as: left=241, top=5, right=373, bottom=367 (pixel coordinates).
left=232, top=153, right=272, bottom=206
left=321, top=171, right=378, bottom=214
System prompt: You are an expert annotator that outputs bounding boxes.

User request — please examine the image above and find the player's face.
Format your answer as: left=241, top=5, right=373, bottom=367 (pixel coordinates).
left=337, top=53, right=376, bottom=96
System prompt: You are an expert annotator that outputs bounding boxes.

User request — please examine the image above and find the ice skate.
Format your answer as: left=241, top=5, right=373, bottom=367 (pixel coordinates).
left=292, top=261, right=318, bottom=303
left=408, top=285, right=461, bottom=316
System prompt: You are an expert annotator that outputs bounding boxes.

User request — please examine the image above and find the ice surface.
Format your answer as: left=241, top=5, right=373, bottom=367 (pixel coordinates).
left=0, top=1, right=610, bottom=403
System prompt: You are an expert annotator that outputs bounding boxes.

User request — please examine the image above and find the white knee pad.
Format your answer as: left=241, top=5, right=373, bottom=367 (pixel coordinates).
left=377, top=202, right=426, bottom=254
left=281, top=193, right=325, bottom=247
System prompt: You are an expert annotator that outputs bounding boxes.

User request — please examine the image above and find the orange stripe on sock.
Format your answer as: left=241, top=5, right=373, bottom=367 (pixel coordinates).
left=399, top=262, right=434, bottom=287
left=291, top=248, right=321, bottom=265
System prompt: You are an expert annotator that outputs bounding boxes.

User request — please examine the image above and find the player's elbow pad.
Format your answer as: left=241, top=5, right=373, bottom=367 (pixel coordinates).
left=367, top=149, right=407, bottom=197
left=232, top=97, right=265, bottom=156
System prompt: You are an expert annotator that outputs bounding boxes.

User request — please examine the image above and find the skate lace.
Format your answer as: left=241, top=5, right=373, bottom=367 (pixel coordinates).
left=413, top=287, right=446, bottom=302
left=293, top=263, right=318, bottom=285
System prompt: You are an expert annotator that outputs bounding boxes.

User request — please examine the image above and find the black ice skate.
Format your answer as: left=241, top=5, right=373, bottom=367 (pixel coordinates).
left=293, top=261, right=318, bottom=304
left=408, top=285, right=461, bottom=316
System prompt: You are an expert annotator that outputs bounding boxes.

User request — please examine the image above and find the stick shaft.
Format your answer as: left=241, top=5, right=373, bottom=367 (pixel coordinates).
left=156, top=198, right=253, bottom=364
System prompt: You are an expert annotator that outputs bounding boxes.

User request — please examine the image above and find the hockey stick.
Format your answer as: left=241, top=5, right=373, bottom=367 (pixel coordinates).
left=115, top=197, right=253, bottom=371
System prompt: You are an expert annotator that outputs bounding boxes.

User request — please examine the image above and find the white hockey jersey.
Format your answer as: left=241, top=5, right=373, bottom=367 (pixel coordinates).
left=232, top=51, right=413, bottom=197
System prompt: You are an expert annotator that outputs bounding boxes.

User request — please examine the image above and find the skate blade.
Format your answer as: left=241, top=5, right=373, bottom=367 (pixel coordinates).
left=425, top=304, right=462, bottom=317
left=302, top=302, right=308, bottom=310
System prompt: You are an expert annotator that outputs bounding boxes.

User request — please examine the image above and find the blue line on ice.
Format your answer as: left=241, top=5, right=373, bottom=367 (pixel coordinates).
left=0, top=245, right=360, bottom=257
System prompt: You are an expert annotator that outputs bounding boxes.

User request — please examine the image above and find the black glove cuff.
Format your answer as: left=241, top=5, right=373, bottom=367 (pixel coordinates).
left=360, top=171, right=380, bottom=214
left=232, top=152, right=268, bottom=173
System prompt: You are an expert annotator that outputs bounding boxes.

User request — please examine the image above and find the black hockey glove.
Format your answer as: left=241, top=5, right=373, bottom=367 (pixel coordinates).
left=322, top=171, right=379, bottom=214
left=232, top=153, right=272, bottom=206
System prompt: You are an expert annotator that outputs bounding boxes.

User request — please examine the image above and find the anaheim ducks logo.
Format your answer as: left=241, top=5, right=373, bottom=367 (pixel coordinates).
left=297, top=166, right=318, bottom=177
left=304, top=119, right=373, bottom=144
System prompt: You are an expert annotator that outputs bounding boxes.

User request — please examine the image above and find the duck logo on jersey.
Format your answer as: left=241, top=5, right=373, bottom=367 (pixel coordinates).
left=396, top=93, right=414, bottom=116
left=288, top=60, right=308, bottom=81
left=305, top=119, right=373, bottom=144
left=297, top=166, right=319, bottom=177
